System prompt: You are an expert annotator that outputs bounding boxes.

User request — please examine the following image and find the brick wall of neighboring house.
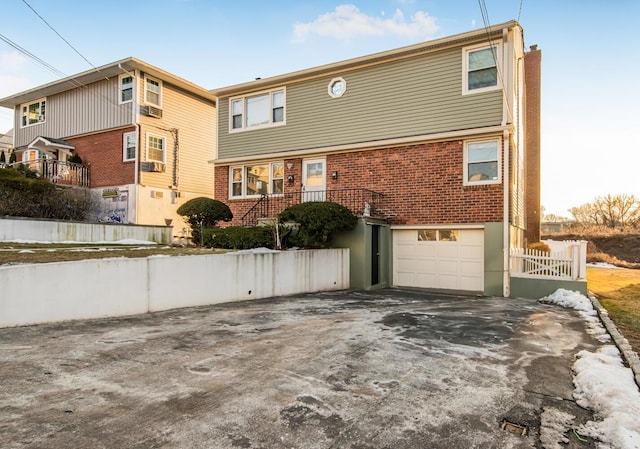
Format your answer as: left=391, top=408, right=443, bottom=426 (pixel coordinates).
left=216, top=139, right=504, bottom=227
left=67, top=127, right=136, bottom=188
left=524, top=45, right=542, bottom=243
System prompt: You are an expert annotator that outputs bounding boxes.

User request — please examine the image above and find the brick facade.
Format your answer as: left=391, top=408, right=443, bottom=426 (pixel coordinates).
left=67, top=127, right=136, bottom=188
left=216, top=139, right=504, bottom=226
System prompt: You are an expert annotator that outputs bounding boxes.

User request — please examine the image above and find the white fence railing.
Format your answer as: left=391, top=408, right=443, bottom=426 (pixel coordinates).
left=510, top=240, right=587, bottom=280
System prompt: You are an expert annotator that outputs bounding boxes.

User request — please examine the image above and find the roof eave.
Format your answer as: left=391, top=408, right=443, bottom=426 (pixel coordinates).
left=0, top=57, right=216, bottom=108
left=210, top=20, right=520, bottom=97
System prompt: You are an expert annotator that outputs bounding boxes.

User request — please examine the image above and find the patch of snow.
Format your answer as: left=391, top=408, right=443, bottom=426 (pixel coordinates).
left=540, top=289, right=610, bottom=342
left=541, top=289, right=640, bottom=449
left=17, top=249, right=34, bottom=254
left=573, top=345, right=640, bottom=449
left=587, top=262, right=621, bottom=269
left=540, top=406, right=575, bottom=448
left=1, top=239, right=158, bottom=245
left=229, top=247, right=279, bottom=254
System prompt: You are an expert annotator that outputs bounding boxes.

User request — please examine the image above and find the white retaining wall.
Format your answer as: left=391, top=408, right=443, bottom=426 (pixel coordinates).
left=0, top=217, right=171, bottom=244
left=0, top=249, right=350, bottom=327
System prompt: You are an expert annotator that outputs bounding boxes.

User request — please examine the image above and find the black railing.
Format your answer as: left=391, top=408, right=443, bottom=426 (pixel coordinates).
left=241, top=188, right=384, bottom=227
left=5, top=159, right=90, bottom=187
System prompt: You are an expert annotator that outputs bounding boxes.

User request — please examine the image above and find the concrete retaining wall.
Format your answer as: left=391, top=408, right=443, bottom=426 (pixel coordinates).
left=0, top=249, right=350, bottom=327
left=0, top=216, right=171, bottom=244
left=510, top=276, right=588, bottom=299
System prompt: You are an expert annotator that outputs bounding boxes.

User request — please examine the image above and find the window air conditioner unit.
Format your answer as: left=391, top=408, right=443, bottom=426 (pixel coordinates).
left=140, top=161, right=165, bottom=172
left=147, top=106, right=163, bottom=118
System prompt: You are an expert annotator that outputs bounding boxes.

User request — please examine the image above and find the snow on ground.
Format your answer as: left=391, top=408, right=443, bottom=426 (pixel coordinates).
left=587, top=262, right=621, bottom=268
left=541, top=289, right=610, bottom=342
left=230, top=247, right=280, bottom=254
left=541, top=289, right=640, bottom=449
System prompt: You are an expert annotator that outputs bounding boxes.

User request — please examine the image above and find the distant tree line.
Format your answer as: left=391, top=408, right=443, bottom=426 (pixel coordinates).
left=569, top=194, right=640, bottom=231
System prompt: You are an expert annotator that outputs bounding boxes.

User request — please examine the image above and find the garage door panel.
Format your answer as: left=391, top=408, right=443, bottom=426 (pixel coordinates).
left=437, top=245, right=459, bottom=259
left=415, top=260, right=437, bottom=274
left=395, top=243, right=417, bottom=258
left=416, top=273, right=437, bottom=287
left=460, top=245, right=483, bottom=259
left=416, top=245, right=437, bottom=258
left=393, top=229, right=484, bottom=292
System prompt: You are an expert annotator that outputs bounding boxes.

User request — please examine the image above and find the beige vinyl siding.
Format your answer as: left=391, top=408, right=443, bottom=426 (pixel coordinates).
left=138, top=77, right=216, bottom=195
left=13, top=78, right=133, bottom=148
left=218, top=46, right=504, bottom=159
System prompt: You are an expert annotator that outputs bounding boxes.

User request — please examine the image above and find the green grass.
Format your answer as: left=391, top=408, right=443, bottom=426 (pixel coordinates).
left=587, top=267, right=640, bottom=354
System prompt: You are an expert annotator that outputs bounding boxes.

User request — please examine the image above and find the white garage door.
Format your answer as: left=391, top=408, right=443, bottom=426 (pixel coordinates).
left=393, top=229, right=484, bottom=292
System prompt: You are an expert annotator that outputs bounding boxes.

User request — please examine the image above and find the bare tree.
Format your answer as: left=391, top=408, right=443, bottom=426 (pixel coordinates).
left=570, top=194, right=640, bottom=230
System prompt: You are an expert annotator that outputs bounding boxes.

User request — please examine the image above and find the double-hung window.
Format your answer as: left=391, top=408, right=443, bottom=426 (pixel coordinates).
left=144, top=76, right=162, bottom=106
left=464, top=139, right=500, bottom=185
left=463, top=43, right=501, bottom=94
left=229, top=162, right=284, bottom=198
left=147, top=134, right=165, bottom=162
left=123, top=132, right=137, bottom=161
left=119, top=74, right=133, bottom=104
left=20, top=98, right=46, bottom=127
left=230, top=88, right=285, bottom=131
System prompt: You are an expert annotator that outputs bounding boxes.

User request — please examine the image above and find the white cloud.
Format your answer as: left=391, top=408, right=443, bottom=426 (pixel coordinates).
left=0, top=76, right=32, bottom=98
left=293, top=4, right=438, bottom=42
left=0, top=52, right=27, bottom=71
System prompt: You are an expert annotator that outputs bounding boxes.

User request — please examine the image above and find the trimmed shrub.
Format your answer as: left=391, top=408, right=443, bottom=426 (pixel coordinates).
left=177, top=197, right=233, bottom=245
left=527, top=242, right=551, bottom=253
left=202, top=226, right=275, bottom=249
left=278, top=201, right=357, bottom=248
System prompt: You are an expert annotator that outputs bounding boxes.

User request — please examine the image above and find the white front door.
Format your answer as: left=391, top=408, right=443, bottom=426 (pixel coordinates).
left=302, top=158, right=326, bottom=202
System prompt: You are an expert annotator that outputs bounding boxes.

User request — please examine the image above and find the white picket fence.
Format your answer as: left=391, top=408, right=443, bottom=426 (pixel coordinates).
left=510, top=240, right=587, bottom=280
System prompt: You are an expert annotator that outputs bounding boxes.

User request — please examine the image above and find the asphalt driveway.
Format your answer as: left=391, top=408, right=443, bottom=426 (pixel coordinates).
left=0, top=289, right=600, bottom=448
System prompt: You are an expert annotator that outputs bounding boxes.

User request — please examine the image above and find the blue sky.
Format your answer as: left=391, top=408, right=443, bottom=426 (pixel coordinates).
left=1, top=0, right=638, bottom=216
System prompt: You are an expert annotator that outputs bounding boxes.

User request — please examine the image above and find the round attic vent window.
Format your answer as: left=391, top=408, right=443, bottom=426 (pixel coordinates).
left=328, top=77, right=346, bottom=98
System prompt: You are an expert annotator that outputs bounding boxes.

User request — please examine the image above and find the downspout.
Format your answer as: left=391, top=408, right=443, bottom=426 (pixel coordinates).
left=503, top=129, right=510, bottom=298
left=502, top=27, right=511, bottom=298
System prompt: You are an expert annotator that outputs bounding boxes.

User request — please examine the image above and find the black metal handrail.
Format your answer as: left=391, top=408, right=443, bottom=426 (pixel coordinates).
left=241, top=188, right=384, bottom=227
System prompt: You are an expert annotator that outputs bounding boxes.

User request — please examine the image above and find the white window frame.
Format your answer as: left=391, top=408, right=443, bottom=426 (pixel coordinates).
left=20, top=97, right=46, bottom=128
left=463, top=138, right=501, bottom=186
left=123, top=131, right=137, bottom=162
left=228, top=162, right=285, bottom=199
left=146, top=133, right=166, bottom=163
left=119, top=74, right=134, bottom=104
left=229, top=87, right=286, bottom=132
left=462, top=42, right=502, bottom=95
left=144, top=75, right=163, bottom=107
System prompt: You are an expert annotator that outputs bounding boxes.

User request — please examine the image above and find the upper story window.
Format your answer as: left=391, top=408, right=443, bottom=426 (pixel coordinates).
left=229, top=162, right=284, bottom=198
left=463, top=43, right=501, bottom=95
left=20, top=98, right=46, bottom=127
left=147, top=133, right=165, bottom=162
left=230, top=88, right=285, bottom=132
left=464, top=139, right=501, bottom=185
left=123, top=132, right=137, bottom=161
left=144, top=76, right=162, bottom=106
left=119, top=74, right=134, bottom=104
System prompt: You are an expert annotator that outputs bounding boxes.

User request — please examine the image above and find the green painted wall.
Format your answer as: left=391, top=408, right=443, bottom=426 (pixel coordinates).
left=333, top=218, right=390, bottom=290
left=510, top=277, right=588, bottom=299
left=218, top=45, right=503, bottom=159
left=484, top=222, right=505, bottom=297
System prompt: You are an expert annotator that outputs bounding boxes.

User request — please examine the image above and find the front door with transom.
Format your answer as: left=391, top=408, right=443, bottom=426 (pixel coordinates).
left=302, top=158, right=326, bottom=202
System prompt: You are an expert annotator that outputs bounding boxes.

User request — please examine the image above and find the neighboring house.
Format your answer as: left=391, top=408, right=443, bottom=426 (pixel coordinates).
left=0, top=58, right=216, bottom=231
left=0, top=128, right=13, bottom=164
left=211, top=20, right=541, bottom=296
